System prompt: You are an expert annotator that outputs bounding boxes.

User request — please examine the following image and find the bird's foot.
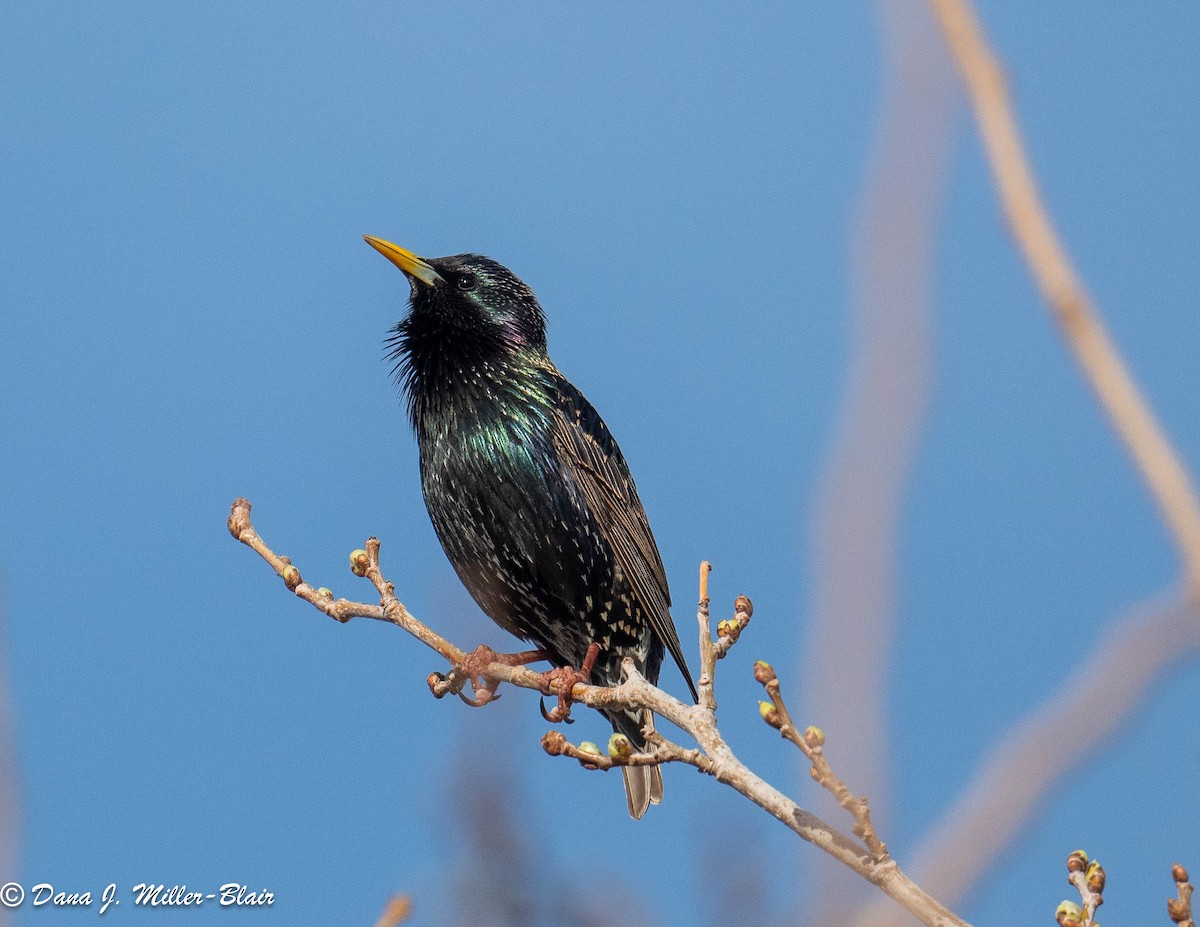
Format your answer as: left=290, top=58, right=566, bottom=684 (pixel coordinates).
left=439, top=645, right=549, bottom=708
left=538, top=642, right=601, bottom=724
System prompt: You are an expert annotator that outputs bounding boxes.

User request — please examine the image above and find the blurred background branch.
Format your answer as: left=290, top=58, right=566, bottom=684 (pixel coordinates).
left=814, top=2, right=1200, bottom=923
left=830, top=2, right=1200, bottom=922
left=805, top=0, right=956, bottom=919
left=850, top=594, right=1200, bottom=927
left=928, top=0, right=1200, bottom=599
left=448, top=757, right=643, bottom=927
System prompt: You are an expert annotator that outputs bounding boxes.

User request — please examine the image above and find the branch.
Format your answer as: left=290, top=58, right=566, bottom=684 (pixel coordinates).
left=228, top=498, right=970, bottom=927
left=1062, top=851, right=1106, bottom=927
left=1170, top=864, right=1195, bottom=927
left=1057, top=855, right=1196, bottom=927
left=755, top=663, right=887, bottom=863
left=928, top=0, right=1200, bottom=602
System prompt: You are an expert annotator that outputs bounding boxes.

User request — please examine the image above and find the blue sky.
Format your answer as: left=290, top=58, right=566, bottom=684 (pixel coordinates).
left=2, top=3, right=1198, bottom=925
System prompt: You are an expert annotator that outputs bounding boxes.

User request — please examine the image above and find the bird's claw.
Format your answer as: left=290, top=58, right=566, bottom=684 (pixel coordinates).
left=438, top=644, right=549, bottom=708
left=538, top=666, right=588, bottom=723
left=539, top=695, right=573, bottom=724
left=536, top=642, right=600, bottom=725
left=459, top=686, right=501, bottom=708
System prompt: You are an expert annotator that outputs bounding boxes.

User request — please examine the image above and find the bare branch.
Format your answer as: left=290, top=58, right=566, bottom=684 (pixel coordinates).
left=1169, top=863, right=1195, bottom=927
left=541, top=730, right=714, bottom=776
left=1064, top=851, right=1105, bottom=927
left=928, top=0, right=1200, bottom=600
left=755, top=663, right=887, bottom=863
left=696, top=561, right=717, bottom=712
left=229, top=498, right=971, bottom=927
left=713, top=595, right=753, bottom=660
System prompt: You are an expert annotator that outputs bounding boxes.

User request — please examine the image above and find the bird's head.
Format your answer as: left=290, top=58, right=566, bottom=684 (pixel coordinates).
left=366, top=236, right=553, bottom=424
left=365, top=236, right=547, bottom=357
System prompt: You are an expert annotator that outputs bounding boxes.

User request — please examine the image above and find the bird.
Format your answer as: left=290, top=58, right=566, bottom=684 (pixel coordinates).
left=364, top=235, right=698, bottom=818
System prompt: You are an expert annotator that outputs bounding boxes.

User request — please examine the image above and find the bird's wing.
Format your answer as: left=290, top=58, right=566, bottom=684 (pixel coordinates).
left=545, top=369, right=698, bottom=701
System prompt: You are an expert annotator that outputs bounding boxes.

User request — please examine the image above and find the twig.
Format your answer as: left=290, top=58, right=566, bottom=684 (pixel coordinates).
left=227, top=502, right=385, bottom=625
left=1169, top=863, right=1195, bottom=927
left=1062, top=850, right=1105, bottom=927
left=229, top=498, right=970, bottom=927
left=927, top=0, right=1200, bottom=601
left=696, top=561, right=717, bottom=712
left=541, top=730, right=715, bottom=776
left=713, top=595, right=753, bottom=659
left=361, top=536, right=465, bottom=664
left=755, top=662, right=888, bottom=863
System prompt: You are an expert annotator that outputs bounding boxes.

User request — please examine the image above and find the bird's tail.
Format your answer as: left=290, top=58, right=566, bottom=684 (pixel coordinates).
left=611, top=707, right=662, bottom=819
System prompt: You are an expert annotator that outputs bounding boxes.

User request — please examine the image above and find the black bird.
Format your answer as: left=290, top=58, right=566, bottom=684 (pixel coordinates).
left=364, top=235, right=697, bottom=818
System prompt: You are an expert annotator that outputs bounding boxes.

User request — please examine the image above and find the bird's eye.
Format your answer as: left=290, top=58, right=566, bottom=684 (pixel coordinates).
left=456, top=273, right=478, bottom=292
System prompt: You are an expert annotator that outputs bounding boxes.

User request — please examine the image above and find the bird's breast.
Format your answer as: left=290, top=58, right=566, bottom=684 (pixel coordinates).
left=415, top=405, right=613, bottom=646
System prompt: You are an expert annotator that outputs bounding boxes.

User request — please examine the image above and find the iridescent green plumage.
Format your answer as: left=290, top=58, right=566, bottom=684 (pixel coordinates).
left=369, top=241, right=696, bottom=818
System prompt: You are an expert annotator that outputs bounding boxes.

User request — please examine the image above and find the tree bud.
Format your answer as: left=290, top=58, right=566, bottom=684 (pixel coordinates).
left=1056, top=900, right=1082, bottom=927
left=607, top=733, right=634, bottom=758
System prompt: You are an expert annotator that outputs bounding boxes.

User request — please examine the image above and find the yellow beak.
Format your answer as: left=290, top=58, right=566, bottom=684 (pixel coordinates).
left=363, top=235, right=445, bottom=287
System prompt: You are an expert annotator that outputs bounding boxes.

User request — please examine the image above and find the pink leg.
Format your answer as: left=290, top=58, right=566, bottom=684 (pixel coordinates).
left=538, top=642, right=601, bottom=723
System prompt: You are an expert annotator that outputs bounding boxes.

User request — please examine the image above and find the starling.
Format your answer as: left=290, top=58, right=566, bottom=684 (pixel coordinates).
left=364, top=235, right=698, bottom=819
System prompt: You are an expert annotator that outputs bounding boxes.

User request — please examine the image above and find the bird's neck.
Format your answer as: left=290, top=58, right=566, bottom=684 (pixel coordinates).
left=400, top=327, right=554, bottom=435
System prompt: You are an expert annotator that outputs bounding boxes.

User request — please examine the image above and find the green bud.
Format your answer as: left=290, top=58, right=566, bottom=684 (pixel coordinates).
left=607, top=733, right=634, bottom=758
left=350, top=549, right=369, bottom=576
left=1056, top=900, right=1082, bottom=927
left=578, top=741, right=601, bottom=757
